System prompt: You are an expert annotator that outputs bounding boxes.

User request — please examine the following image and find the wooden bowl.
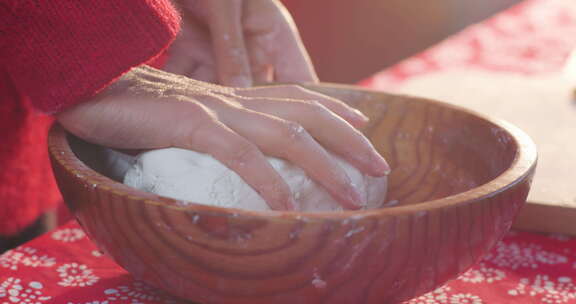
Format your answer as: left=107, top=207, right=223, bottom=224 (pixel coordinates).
left=48, top=84, right=537, bottom=304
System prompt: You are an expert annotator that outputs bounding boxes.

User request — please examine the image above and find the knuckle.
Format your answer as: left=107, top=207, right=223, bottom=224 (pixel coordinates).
left=278, top=121, right=308, bottom=145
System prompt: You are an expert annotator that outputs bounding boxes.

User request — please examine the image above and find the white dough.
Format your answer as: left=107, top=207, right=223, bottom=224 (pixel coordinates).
left=123, top=148, right=387, bottom=212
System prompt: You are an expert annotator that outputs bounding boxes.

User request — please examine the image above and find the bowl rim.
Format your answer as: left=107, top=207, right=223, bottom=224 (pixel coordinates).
left=48, top=83, right=537, bottom=220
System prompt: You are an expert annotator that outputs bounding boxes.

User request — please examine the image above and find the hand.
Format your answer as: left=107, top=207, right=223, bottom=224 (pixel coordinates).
left=164, top=0, right=318, bottom=87
left=57, top=66, right=389, bottom=211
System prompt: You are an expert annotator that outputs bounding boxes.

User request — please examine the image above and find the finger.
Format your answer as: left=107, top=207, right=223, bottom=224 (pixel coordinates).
left=249, top=49, right=275, bottom=84
left=236, top=85, right=369, bottom=129
left=244, top=0, right=318, bottom=83
left=164, top=18, right=215, bottom=78
left=172, top=100, right=294, bottom=210
left=245, top=34, right=274, bottom=84
left=239, top=97, right=390, bottom=177
left=211, top=103, right=365, bottom=209
left=206, top=0, right=253, bottom=87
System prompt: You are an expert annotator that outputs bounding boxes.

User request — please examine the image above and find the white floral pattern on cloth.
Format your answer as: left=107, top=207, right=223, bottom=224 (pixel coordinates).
left=406, top=286, right=451, bottom=304
left=458, top=263, right=506, bottom=284
left=103, top=281, right=176, bottom=304
left=484, top=242, right=568, bottom=269
left=406, top=286, right=485, bottom=304
left=57, top=263, right=99, bottom=287
left=0, top=277, right=51, bottom=304
left=0, top=247, right=56, bottom=271
left=404, top=230, right=576, bottom=304
left=449, top=293, right=483, bottom=304
left=507, top=275, right=576, bottom=304
left=51, top=228, right=86, bottom=243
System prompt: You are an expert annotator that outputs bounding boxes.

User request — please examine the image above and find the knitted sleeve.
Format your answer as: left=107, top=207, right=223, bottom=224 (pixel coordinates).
left=0, top=1, right=180, bottom=113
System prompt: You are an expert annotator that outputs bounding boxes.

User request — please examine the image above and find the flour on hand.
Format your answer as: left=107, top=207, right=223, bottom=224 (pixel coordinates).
left=122, top=148, right=387, bottom=212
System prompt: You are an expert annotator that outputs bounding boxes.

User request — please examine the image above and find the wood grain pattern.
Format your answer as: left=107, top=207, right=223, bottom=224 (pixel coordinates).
left=48, top=84, right=537, bottom=304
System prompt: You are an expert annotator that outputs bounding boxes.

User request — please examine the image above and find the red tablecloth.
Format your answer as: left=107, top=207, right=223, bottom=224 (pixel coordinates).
left=3, top=0, right=576, bottom=303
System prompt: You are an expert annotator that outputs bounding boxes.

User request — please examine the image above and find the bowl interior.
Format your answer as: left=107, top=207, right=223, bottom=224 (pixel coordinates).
left=68, top=84, right=518, bottom=209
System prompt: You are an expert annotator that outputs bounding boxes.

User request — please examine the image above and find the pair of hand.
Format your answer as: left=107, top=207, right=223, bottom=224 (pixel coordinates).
left=57, top=0, right=390, bottom=211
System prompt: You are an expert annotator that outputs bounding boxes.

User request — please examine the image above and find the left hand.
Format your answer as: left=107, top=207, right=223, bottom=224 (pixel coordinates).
left=57, top=66, right=386, bottom=211
left=165, top=0, right=318, bottom=87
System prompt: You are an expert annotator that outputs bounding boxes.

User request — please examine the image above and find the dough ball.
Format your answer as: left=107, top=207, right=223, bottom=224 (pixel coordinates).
left=124, top=148, right=387, bottom=212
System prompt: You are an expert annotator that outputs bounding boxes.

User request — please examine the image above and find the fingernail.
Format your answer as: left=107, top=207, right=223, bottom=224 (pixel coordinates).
left=285, top=196, right=297, bottom=211
left=263, top=65, right=274, bottom=82
left=352, top=109, right=369, bottom=122
left=352, top=151, right=391, bottom=176
left=370, top=153, right=391, bottom=176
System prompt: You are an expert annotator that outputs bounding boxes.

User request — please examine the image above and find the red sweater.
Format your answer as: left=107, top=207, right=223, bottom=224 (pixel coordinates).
left=0, top=1, right=180, bottom=236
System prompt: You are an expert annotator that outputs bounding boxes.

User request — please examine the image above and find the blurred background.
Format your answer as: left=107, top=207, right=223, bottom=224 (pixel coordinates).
left=283, top=0, right=522, bottom=83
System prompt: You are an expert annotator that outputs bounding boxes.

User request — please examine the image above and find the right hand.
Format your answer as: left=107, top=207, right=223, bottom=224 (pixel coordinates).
left=165, top=0, right=318, bottom=87
left=57, top=66, right=390, bottom=211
